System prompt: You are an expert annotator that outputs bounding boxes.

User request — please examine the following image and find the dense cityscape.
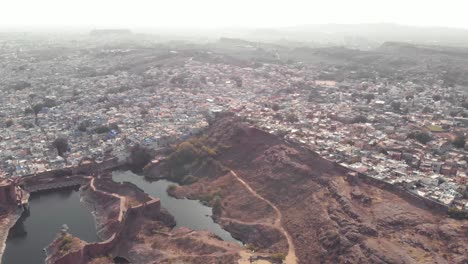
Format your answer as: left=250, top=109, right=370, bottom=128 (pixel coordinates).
left=1, top=35, right=467, bottom=212
left=0, top=30, right=467, bottom=264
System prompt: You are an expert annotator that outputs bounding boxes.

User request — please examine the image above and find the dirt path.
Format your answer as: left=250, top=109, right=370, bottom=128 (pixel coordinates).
left=230, top=170, right=297, bottom=264
left=220, top=217, right=275, bottom=227
left=89, top=177, right=126, bottom=221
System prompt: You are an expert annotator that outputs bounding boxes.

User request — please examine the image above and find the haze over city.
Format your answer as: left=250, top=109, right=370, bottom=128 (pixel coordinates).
left=1, top=0, right=468, bottom=29
left=0, top=1, right=467, bottom=264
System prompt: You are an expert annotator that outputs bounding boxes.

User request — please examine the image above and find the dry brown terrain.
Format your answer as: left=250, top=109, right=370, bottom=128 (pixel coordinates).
left=159, top=115, right=468, bottom=264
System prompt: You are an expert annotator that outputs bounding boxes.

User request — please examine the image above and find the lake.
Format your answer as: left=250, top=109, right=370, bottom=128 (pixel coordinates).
left=112, top=170, right=239, bottom=243
left=2, top=188, right=99, bottom=264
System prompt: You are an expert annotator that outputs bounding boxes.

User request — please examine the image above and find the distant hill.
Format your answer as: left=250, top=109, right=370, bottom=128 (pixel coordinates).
left=90, top=29, right=132, bottom=36
left=378, top=41, right=468, bottom=58
left=240, top=23, right=468, bottom=49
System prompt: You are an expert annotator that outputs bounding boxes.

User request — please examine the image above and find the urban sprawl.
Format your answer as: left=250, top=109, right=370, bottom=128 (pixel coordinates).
left=1, top=36, right=467, bottom=213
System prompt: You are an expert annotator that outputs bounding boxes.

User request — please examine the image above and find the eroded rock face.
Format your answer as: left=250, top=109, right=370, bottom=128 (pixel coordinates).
left=162, top=116, right=468, bottom=264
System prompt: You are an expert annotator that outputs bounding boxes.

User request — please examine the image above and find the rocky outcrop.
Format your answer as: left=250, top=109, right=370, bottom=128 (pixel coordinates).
left=156, top=115, right=468, bottom=264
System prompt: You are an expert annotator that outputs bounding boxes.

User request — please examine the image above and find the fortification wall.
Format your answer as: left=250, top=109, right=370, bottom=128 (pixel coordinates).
left=47, top=184, right=161, bottom=264
left=333, top=162, right=449, bottom=214
left=21, top=158, right=124, bottom=183
left=356, top=172, right=449, bottom=213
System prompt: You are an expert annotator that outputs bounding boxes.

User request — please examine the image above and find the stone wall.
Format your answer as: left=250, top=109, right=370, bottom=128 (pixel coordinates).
left=355, top=172, right=449, bottom=214
left=334, top=162, right=449, bottom=215
left=48, top=190, right=161, bottom=264
left=20, top=158, right=124, bottom=183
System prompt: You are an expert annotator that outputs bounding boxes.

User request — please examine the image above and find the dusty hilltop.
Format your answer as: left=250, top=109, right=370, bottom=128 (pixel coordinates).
left=145, top=114, right=468, bottom=264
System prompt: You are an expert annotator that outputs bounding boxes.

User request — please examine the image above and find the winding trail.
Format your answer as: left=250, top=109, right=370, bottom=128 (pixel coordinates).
left=230, top=170, right=297, bottom=264
left=89, top=177, right=126, bottom=222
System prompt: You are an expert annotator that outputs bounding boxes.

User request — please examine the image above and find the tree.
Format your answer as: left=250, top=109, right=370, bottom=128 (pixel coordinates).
left=432, top=94, right=442, bottom=101
left=351, top=115, right=368, bottom=123
left=128, top=144, right=154, bottom=170
left=449, top=111, right=459, bottom=117
left=448, top=207, right=467, bottom=220
left=24, top=107, right=34, bottom=115
left=5, top=119, right=14, bottom=128
left=32, top=103, right=45, bottom=116
left=408, top=131, right=432, bottom=144
left=391, top=101, right=401, bottom=112
left=43, top=97, right=57, bottom=108
left=231, top=76, right=243, bottom=88
left=21, top=121, right=34, bottom=129
left=271, top=103, right=280, bottom=111
left=53, top=137, right=69, bottom=157
left=285, top=112, right=299, bottom=123
left=97, top=96, right=108, bottom=103
left=462, top=102, right=468, bottom=109
left=364, top=93, right=375, bottom=104
left=78, top=120, right=91, bottom=132
left=212, top=195, right=223, bottom=216
left=108, top=122, right=120, bottom=132
left=94, top=125, right=110, bottom=134
left=452, top=135, right=466, bottom=149
left=422, top=106, right=433, bottom=113
left=140, top=109, right=149, bottom=117
left=200, top=76, right=207, bottom=84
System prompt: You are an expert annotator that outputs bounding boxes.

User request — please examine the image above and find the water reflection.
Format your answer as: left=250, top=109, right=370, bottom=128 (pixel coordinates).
left=2, top=188, right=99, bottom=264
left=112, top=170, right=240, bottom=244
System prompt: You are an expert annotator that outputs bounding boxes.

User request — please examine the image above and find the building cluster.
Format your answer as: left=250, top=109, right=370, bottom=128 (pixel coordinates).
left=0, top=37, right=467, bottom=211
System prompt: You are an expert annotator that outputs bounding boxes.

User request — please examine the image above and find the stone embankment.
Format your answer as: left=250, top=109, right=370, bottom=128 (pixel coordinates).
left=45, top=177, right=163, bottom=264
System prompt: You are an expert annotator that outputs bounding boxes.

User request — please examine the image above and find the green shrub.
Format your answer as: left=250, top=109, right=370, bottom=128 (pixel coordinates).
left=182, top=175, right=198, bottom=185
left=59, top=235, right=74, bottom=253
left=167, top=184, right=177, bottom=196
left=271, top=253, right=286, bottom=262
left=448, top=207, right=468, bottom=220
left=245, top=243, right=257, bottom=252
left=212, top=195, right=223, bottom=216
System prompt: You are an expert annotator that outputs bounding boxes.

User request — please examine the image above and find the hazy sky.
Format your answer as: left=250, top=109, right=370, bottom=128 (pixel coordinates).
left=1, top=0, right=467, bottom=29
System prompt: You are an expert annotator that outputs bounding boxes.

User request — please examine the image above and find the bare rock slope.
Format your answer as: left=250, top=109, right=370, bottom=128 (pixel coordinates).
left=148, top=115, right=468, bottom=264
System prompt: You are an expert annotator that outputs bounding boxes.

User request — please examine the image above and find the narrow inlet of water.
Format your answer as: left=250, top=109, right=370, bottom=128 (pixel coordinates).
left=112, top=170, right=240, bottom=243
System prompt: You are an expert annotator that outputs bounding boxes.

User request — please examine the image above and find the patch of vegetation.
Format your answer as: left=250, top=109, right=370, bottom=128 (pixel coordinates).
left=245, top=243, right=258, bottom=252
left=165, top=137, right=220, bottom=184
left=89, top=256, right=113, bottom=264
left=351, top=115, right=368, bottom=123
left=5, top=119, right=14, bottom=128
left=128, top=144, right=154, bottom=171
left=407, top=131, right=432, bottom=144
left=198, top=190, right=222, bottom=205
left=167, top=184, right=177, bottom=196
left=428, top=125, right=445, bottom=132
left=182, top=175, right=198, bottom=185
left=58, top=235, right=74, bottom=253
left=448, top=207, right=468, bottom=220
left=270, top=253, right=287, bottom=263
left=212, top=195, right=223, bottom=216
left=452, top=135, right=466, bottom=149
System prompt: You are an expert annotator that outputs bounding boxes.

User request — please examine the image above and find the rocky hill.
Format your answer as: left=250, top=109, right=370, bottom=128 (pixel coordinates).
left=146, top=115, right=468, bottom=264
